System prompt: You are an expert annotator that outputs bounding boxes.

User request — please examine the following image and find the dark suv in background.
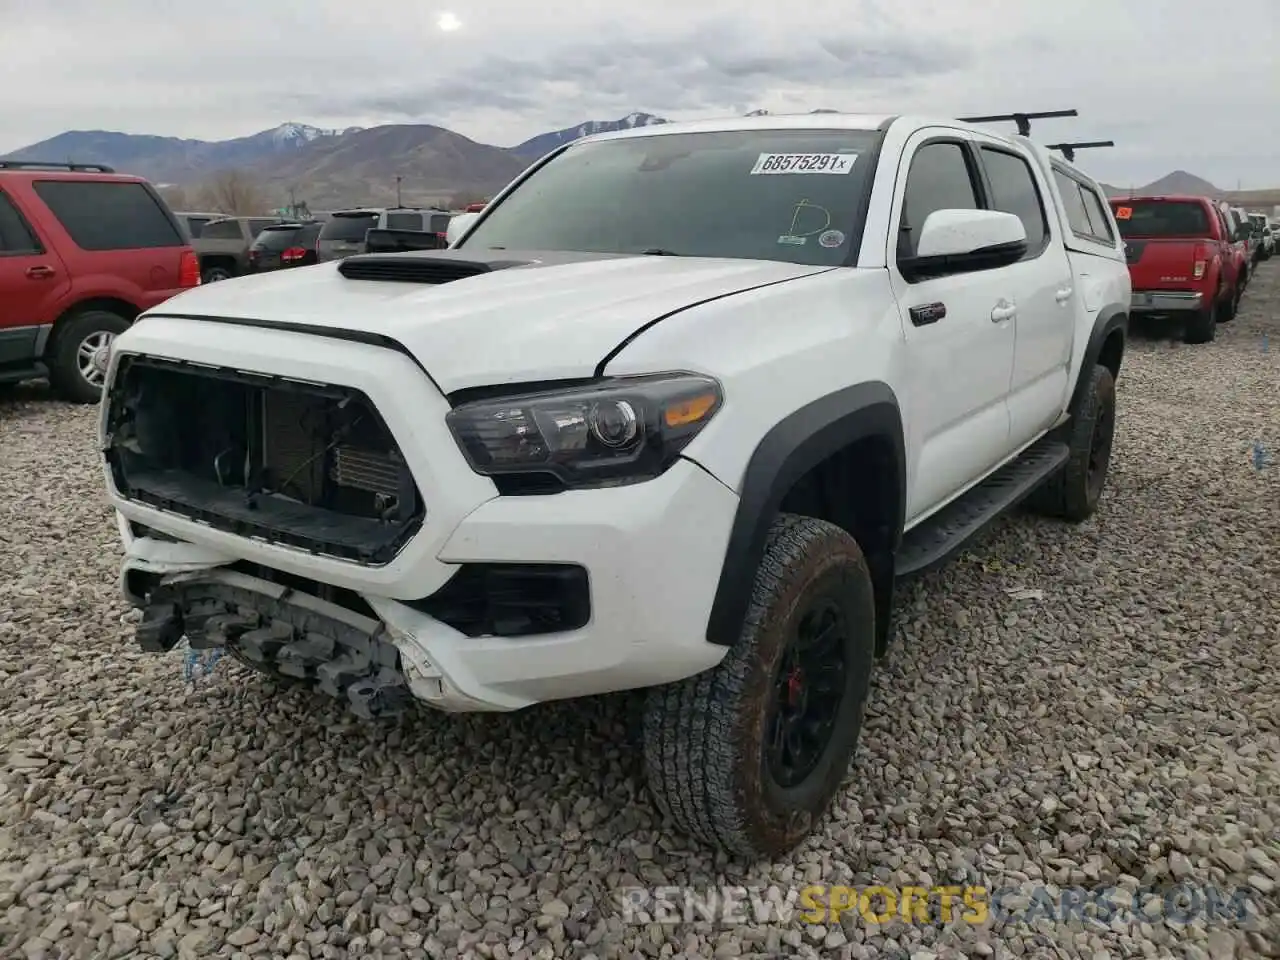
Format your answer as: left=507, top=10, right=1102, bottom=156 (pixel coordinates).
left=248, top=221, right=322, bottom=273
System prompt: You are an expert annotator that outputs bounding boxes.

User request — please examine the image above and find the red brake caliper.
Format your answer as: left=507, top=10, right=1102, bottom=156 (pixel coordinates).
left=786, top=666, right=804, bottom=706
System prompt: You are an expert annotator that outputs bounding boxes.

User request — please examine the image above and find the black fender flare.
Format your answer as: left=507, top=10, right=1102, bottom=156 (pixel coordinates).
left=1068, top=304, right=1127, bottom=417
left=704, top=381, right=906, bottom=647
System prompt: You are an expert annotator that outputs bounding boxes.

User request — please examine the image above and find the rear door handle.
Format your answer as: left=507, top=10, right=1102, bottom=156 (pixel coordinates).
left=991, top=300, right=1017, bottom=322
left=25, top=265, right=56, bottom=280
left=1055, top=286, right=1074, bottom=303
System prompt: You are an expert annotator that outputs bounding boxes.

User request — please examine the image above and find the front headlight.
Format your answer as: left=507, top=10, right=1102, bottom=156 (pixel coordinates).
left=446, top=373, right=723, bottom=490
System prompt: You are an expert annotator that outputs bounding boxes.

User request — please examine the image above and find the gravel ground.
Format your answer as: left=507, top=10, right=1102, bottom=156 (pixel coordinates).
left=2, top=265, right=1278, bottom=960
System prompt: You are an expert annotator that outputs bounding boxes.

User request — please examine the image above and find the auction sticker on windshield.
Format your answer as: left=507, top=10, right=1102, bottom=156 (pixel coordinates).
left=750, top=153, right=857, bottom=175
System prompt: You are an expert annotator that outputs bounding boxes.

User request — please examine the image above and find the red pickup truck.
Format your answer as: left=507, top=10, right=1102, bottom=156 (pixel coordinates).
left=0, top=161, right=200, bottom=402
left=1110, top=194, right=1246, bottom=345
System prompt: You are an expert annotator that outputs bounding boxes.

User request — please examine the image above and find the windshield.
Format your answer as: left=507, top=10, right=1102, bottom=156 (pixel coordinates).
left=320, top=212, right=378, bottom=242
left=1111, top=199, right=1210, bottom=238
left=458, top=128, right=882, bottom=265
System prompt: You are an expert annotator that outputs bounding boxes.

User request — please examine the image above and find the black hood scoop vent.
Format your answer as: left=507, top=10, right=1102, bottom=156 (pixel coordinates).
left=338, top=251, right=533, bottom=284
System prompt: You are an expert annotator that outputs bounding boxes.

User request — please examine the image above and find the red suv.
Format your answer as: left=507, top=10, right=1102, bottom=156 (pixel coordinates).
left=1111, top=194, right=1244, bottom=344
left=0, top=161, right=200, bottom=402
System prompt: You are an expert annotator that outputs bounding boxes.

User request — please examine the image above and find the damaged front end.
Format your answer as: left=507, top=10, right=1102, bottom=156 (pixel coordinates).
left=102, top=355, right=424, bottom=565
left=136, top=564, right=417, bottom=719
left=101, top=353, right=434, bottom=718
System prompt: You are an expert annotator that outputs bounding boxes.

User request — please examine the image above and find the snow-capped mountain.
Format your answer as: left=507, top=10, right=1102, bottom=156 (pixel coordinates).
left=269, top=122, right=364, bottom=145
left=1, top=121, right=361, bottom=183
left=511, top=112, right=669, bottom=159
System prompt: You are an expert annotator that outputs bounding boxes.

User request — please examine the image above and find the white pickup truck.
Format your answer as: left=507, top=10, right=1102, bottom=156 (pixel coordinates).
left=98, top=112, right=1130, bottom=859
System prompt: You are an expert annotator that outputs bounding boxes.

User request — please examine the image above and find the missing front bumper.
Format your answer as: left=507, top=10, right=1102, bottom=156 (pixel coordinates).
left=136, top=566, right=502, bottom=716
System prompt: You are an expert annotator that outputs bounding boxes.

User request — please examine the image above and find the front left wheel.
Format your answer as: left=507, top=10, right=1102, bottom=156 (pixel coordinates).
left=642, top=514, right=877, bottom=859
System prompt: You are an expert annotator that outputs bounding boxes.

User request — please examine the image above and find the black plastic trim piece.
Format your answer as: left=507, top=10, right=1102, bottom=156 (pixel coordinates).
left=704, top=381, right=905, bottom=647
left=895, top=437, right=1069, bottom=577
left=1068, top=304, right=1127, bottom=416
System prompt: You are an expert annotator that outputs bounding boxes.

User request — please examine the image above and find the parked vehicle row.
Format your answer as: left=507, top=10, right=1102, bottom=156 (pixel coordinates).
left=185, top=215, right=285, bottom=283
left=1110, top=194, right=1270, bottom=344
left=315, top=207, right=453, bottom=262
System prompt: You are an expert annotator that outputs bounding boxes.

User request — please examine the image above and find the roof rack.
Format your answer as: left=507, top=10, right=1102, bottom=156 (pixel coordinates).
left=957, top=109, right=1079, bottom=137
left=0, top=160, right=116, bottom=173
left=1044, top=141, right=1115, bottom=163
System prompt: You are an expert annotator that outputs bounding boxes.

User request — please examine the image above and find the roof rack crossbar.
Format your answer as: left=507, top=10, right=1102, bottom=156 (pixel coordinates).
left=0, top=159, right=116, bottom=173
left=958, top=109, right=1079, bottom=137
left=1044, top=140, right=1115, bottom=162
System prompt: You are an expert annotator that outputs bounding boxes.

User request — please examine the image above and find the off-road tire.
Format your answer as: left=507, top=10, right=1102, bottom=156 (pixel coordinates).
left=48, top=309, right=131, bottom=404
left=1220, top=283, right=1237, bottom=321
left=202, top=266, right=234, bottom=284
left=1027, top=364, right=1116, bottom=523
left=1184, top=298, right=1217, bottom=344
left=642, top=514, right=877, bottom=859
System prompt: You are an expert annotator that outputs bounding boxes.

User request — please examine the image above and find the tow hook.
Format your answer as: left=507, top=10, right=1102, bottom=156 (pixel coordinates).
left=136, top=602, right=184, bottom=652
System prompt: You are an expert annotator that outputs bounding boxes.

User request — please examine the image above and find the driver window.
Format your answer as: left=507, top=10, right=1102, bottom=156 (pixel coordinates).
left=898, top=141, right=980, bottom=261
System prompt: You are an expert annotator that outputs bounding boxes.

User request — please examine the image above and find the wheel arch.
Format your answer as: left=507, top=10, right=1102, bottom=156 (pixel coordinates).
left=46, top=298, right=141, bottom=355
left=704, top=381, right=905, bottom=653
left=1070, top=305, right=1126, bottom=417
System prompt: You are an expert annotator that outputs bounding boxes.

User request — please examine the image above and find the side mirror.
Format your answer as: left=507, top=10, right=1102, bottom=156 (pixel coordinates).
left=900, top=209, right=1028, bottom=280
left=446, top=212, right=480, bottom=247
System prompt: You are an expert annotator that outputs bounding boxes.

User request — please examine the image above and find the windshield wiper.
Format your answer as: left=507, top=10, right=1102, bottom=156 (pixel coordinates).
left=640, top=248, right=681, bottom=256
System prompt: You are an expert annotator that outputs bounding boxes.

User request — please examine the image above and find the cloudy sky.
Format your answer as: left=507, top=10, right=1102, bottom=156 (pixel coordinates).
left=2, top=0, right=1277, bottom=189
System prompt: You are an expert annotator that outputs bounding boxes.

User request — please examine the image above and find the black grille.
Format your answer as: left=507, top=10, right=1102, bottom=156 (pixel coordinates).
left=407, top=564, right=591, bottom=637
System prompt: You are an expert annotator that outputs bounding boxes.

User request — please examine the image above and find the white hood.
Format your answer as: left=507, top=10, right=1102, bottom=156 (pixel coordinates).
left=146, top=253, right=833, bottom=393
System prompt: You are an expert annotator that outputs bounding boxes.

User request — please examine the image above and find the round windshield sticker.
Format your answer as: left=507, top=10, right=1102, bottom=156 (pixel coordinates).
left=818, top=229, right=845, bottom=249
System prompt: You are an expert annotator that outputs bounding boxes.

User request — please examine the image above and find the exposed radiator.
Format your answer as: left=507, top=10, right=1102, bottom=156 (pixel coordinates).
left=332, top=446, right=403, bottom=498
left=262, top=391, right=324, bottom=502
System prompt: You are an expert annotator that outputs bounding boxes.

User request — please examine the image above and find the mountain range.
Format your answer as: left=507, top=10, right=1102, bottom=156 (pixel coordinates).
left=5, top=114, right=1277, bottom=211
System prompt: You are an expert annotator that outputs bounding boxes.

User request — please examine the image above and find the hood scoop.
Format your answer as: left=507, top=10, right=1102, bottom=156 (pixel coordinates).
left=338, top=251, right=533, bottom=284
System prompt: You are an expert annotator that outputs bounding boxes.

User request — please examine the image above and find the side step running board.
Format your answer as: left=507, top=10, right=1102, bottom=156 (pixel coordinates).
left=895, top=438, right=1070, bottom=578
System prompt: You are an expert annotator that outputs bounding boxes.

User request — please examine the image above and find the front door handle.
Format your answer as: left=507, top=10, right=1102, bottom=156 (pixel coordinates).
left=1055, top=286, right=1074, bottom=303
left=991, top=299, right=1017, bottom=322
left=909, top=302, right=946, bottom=326
left=25, top=265, right=56, bottom=280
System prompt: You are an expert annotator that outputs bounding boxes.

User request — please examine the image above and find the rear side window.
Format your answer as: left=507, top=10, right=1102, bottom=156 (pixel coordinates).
left=385, top=212, right=423, bottom=231
left=320, top=213, right=378, bottom=242
left=427, top=213, right=452, bottom=234
left=1110, top=199, right=1211, bottom=239
left=1052, top=170, right=1092, bottom=237
left=201, top=219, right=243, bottom=240
left=899, top=141, right=979, bottom=260
left=33, top=180, right=184, bottom=250
left=979, top=146, right=1049, bottom=257
left=185, top=216, right=213, bottom=238
left=1052, top=169, right=1115, bottom=243
left=1079, top=186, right=1115, bottom=242
left=0, top=190, right=43, bottom=255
